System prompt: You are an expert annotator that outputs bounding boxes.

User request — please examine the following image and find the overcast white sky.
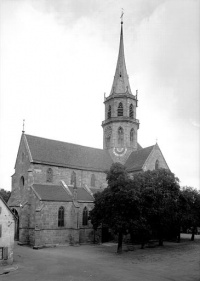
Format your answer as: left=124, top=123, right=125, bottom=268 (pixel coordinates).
left=0, top=0, right=199, bottom=191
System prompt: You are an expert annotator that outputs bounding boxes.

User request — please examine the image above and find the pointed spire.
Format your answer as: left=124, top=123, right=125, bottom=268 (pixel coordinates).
left=110, top=18, right=132, bottom=95
left=22, top=119, right=25, bottom=134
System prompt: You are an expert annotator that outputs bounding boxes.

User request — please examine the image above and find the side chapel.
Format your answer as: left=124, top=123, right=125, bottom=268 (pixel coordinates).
left=8, top=19, right=169, bottom=247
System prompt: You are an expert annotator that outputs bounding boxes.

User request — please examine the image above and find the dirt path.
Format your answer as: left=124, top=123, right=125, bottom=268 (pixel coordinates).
left=1, top=235, right=200, bottom=281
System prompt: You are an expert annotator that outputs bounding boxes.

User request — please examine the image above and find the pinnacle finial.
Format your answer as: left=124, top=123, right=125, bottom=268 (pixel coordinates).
left=22, top=119, right=25, bottom=134
left=120, top=8, right=124, bottom=24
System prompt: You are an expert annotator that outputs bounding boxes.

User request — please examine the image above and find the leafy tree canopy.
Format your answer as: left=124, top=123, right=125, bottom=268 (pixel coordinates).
left=0, top=188, right=11, bottom=203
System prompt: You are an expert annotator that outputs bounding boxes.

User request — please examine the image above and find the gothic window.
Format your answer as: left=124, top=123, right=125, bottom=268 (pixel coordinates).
left=20, top=176, right=25, bottom=188
left=82, top=207, right=88, bottom=226
left=129, top=104, right=133, bottom=118
left=107, top=105, right=111, bottom=119
left=130, top=128, right=134, bottom=143
left=117, top=102, right=123, bottom=116
left=71, top=171, right=76, bottom=186
left=118, top=127, right=124, bottom=146
left=155, top=160, right=160, bottom=170
left=91, top=174, right=96, bottom=187
left=46, top=168, right=53, bottom=183
left=58, top=206, right=64, bottom=227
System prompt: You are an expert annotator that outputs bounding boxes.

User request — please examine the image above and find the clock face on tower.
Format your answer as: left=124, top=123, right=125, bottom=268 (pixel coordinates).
left=113, top=147, right=127, bottom=156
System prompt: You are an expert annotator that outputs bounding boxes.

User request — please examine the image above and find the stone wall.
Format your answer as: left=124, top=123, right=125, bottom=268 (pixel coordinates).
left=32, top=164, right=107, bottom=189
left=0, top=200, right=15, bottom=265
left=144, top=145, right=169, bottom=171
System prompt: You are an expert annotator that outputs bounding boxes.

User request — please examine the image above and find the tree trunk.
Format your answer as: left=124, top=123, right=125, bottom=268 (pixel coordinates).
left=191, top=227, right=195, bottom=241
left=158, top=228, right=163, bottom=246
left=158, top=238, right=163, bottom=246
left=177, top=226, right=181, bottom=243
left=117, top=231, right=123, bottom=254
left=141, top=242, right=145, bottom=249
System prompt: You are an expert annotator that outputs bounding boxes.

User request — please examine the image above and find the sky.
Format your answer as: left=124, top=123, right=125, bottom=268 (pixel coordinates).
left=0, top=0, right=199, bottom=191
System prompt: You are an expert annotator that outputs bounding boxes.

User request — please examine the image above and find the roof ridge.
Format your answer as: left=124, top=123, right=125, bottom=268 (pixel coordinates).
left=25, top=134, right=106, bottom=152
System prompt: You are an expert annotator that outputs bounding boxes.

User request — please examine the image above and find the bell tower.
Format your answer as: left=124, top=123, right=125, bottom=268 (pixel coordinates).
left=102, top=19, right=140, bottom=164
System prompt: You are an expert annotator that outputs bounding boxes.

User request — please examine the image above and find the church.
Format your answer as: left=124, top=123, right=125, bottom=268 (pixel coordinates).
left=8, top=19, right=169, bottom=247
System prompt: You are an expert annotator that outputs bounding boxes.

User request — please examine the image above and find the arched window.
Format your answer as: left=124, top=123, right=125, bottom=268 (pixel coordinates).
left=117, top=102, right=123, bottom=116
left=129, top=104, right=133, bottom=118
left=82, top=207, right=88, bottom=226
left=46, top=168, right=53, bottom=183
left=20, top=176, right=25, bottom=188
left=58, top=206, right=64, bottom=227
left=118, top=127, right=124, bottom=146
left=91, top=174, right=96, bottom=187
left=130, top=128, right=134, bottom=143
left=71, top=171, right=76, bottom=186
left=155, top=160, right=160, bottom=170
left=107, top=105, right=111, bottom=119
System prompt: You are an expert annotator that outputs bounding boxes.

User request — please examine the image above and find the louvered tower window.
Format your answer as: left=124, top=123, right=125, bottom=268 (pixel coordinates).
left=58, top=206, right=64, bottom=227
left=117, top=102, right=123, bottom=116
left=129, top=104, right=133, bottom=118
left=107, top=105, right=111, bottom=119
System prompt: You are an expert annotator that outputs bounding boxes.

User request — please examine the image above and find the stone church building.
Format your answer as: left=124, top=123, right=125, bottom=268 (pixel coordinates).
left=8, top=20, right=169, bottom=247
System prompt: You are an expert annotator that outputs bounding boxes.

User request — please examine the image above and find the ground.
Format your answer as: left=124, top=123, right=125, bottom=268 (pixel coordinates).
left=0, top=234, right=199, bottom=281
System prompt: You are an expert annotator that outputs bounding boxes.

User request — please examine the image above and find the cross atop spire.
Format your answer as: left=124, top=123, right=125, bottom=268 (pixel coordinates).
left=120, top=8, right=124, bottom=24
left=110, top=18, right=132, bottom=95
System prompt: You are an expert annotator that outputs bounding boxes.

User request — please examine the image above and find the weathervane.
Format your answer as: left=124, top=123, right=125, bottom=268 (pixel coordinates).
left=22, top=119, right=25, bottom=134
left=120, top=8, right=124, bottom=24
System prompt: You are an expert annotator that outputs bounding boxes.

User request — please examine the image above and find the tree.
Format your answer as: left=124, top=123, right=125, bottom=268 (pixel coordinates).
left=179, top=187, right=200, bottom=241
left=90, top=163, right=140, bottom=253
left=132, top=169, right=180, bottom=246
left=0, top=188, right=11, bottom=203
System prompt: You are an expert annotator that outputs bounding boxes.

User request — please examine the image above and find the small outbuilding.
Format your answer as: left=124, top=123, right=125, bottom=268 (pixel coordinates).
left=0, top=196, right=16, bottom=265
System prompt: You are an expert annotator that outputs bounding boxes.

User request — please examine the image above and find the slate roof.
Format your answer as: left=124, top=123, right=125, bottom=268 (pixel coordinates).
left=125, top=145, right=154, bottom=171
left=32, top=184, right=94, bottom=202
left=24, top=134, right=152, bottom=174
left=32, top=184, right=72, bottom=202
left=25, top=134, right=113, bottom=172
left=68, top=187, right=94, bottom=202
